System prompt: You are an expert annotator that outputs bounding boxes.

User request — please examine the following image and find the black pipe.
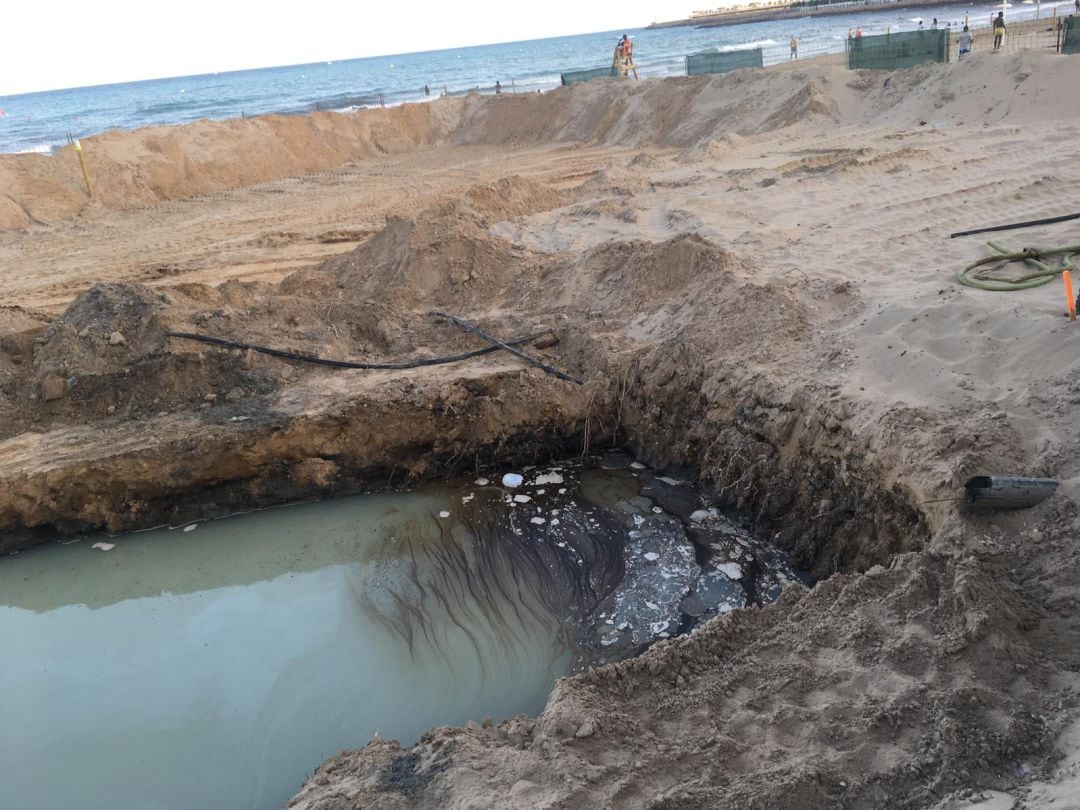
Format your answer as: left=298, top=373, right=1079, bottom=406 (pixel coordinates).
left=963, top=475, right=1058, bottom=510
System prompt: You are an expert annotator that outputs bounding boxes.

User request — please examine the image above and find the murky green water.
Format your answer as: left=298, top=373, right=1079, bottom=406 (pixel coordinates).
left=0, top=457, right=807, bottom=810
left=0, top=488, right=572, bottom=810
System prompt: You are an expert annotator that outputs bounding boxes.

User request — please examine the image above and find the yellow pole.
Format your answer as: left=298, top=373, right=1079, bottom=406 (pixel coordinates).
left=73, top=138, right=93, bottom=199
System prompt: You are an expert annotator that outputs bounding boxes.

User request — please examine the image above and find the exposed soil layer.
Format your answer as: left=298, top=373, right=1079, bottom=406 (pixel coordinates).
left=3, top=51, right=1080, bottom=809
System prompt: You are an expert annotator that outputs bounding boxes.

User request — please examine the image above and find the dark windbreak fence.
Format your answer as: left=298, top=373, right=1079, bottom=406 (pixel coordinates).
left=846, top=29, right=950, bottom=69
left=1064, top=16, right=1080, bottom=55
left=560, top=67, right=618, bottom=86
left=686, top=48, right=765, bottom=76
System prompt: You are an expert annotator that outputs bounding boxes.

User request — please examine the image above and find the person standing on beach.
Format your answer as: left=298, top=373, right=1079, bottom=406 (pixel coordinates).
left=958, top=25, right=973, bottom=58
left=993, top=12, right=1006, bottom=51
left=790, top=35, right=798, bottom=60
left=494, top=81, right=502, bottom=94
left=931, top=17, right=938, bottom=30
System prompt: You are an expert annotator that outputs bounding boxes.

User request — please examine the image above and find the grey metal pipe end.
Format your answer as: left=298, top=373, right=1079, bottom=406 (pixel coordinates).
left=963, top=475, right=1059, bottom=510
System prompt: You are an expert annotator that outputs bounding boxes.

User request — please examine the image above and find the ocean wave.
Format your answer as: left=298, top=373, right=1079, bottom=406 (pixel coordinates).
left=715, top=38, right=778, bottom=52
left=12, top=143, right=55, bottom=155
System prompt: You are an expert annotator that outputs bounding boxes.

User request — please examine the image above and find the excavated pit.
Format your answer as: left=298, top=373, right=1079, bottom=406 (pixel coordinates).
left=0, top=178, right=970, bottom=810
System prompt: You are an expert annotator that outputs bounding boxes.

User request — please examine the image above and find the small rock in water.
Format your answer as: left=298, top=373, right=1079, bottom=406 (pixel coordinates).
left=108, top=331, right=126, bottom=346
left=630, top=461, right=646, bottom=470
left=643, top=552, right=660, bottom=562
left=475, top=478, right=490, bottom=486
left=534, top=472, right=564, bottom=485
left=513, top=494, right=532, bottom=504
left=91, top=542, right=115, bottom=551
left=502, top=473, right=524, bottom=488
left=530, top=517, right=546, bottom=525
left=182, top=524, right=197, bottom=532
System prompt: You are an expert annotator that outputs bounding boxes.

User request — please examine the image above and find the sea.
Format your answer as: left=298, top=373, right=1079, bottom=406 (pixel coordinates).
left=0, top=1, right=1070, bottom=155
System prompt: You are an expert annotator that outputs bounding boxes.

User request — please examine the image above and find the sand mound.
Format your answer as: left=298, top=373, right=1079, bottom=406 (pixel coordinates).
left=577, top=163, right=651, bottom=197
left=679, top=131, right=749, bottom=162
left=315, top=211, right=521, bottom=310
left=462, top=175, right=567, bottom=222
left=0, top=103, right=459, bottom=229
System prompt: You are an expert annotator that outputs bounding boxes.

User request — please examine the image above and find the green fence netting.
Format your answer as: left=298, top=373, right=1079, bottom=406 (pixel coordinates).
left=846, top=29, right=949, bottom=70
left=1064, top=17, right=1080, bottom=55
left=686, top=48, right=764, bottom=76
left=560, top=67, right=618, bottom=86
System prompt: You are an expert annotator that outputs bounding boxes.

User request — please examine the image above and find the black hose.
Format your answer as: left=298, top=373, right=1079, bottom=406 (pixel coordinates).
left=166, top=329, right=554, bottom=370
left=429, top=310, right=584, bottom=385
left=950, top=212, right=1080, bottom=239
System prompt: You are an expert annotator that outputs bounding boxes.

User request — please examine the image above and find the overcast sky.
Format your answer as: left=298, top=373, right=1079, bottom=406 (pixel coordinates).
left=1, top=1, right=713, bottom=96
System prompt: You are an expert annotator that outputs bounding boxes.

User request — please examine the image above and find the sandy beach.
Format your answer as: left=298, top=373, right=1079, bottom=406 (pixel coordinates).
left=3, top=45, right=1080, bottom=808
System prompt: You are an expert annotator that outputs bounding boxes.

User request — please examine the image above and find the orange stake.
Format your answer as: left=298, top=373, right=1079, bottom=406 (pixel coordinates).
left=1064, top=270, right=1076, bottom=321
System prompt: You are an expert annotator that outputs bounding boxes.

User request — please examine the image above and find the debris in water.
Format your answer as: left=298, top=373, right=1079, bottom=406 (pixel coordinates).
left=439, top=511, right=451, bottom=518
left=530, top=517, right=546, bottom=525
left=475, top=478, right=490, bottom=486
left=91, top=542, right=115, bottom=551
left=513, top=494, right=532, bottom=503
left=643, top=552, right=660, bottom=562
left=502, top=473, right=524, bottom=488
left=534, top=472, right=564, bottom=485
left=715, top=562, right=743, bottom=579
left=182, top=524, right=197, bottom=532
left=630, top=462, right=646, bottom=470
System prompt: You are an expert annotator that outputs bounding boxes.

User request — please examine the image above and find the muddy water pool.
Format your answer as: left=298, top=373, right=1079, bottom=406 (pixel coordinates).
left=0, top=455, right=809, bottom=809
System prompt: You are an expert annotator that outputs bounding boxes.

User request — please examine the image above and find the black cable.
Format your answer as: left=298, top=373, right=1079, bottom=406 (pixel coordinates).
left=429, top=310, right=583, bottom=385
left=166, top=329, right=554, bottom=370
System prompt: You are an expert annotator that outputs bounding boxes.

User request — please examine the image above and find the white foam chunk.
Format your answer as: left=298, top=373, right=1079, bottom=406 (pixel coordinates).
left=716, top=562, right=743, bottom=580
